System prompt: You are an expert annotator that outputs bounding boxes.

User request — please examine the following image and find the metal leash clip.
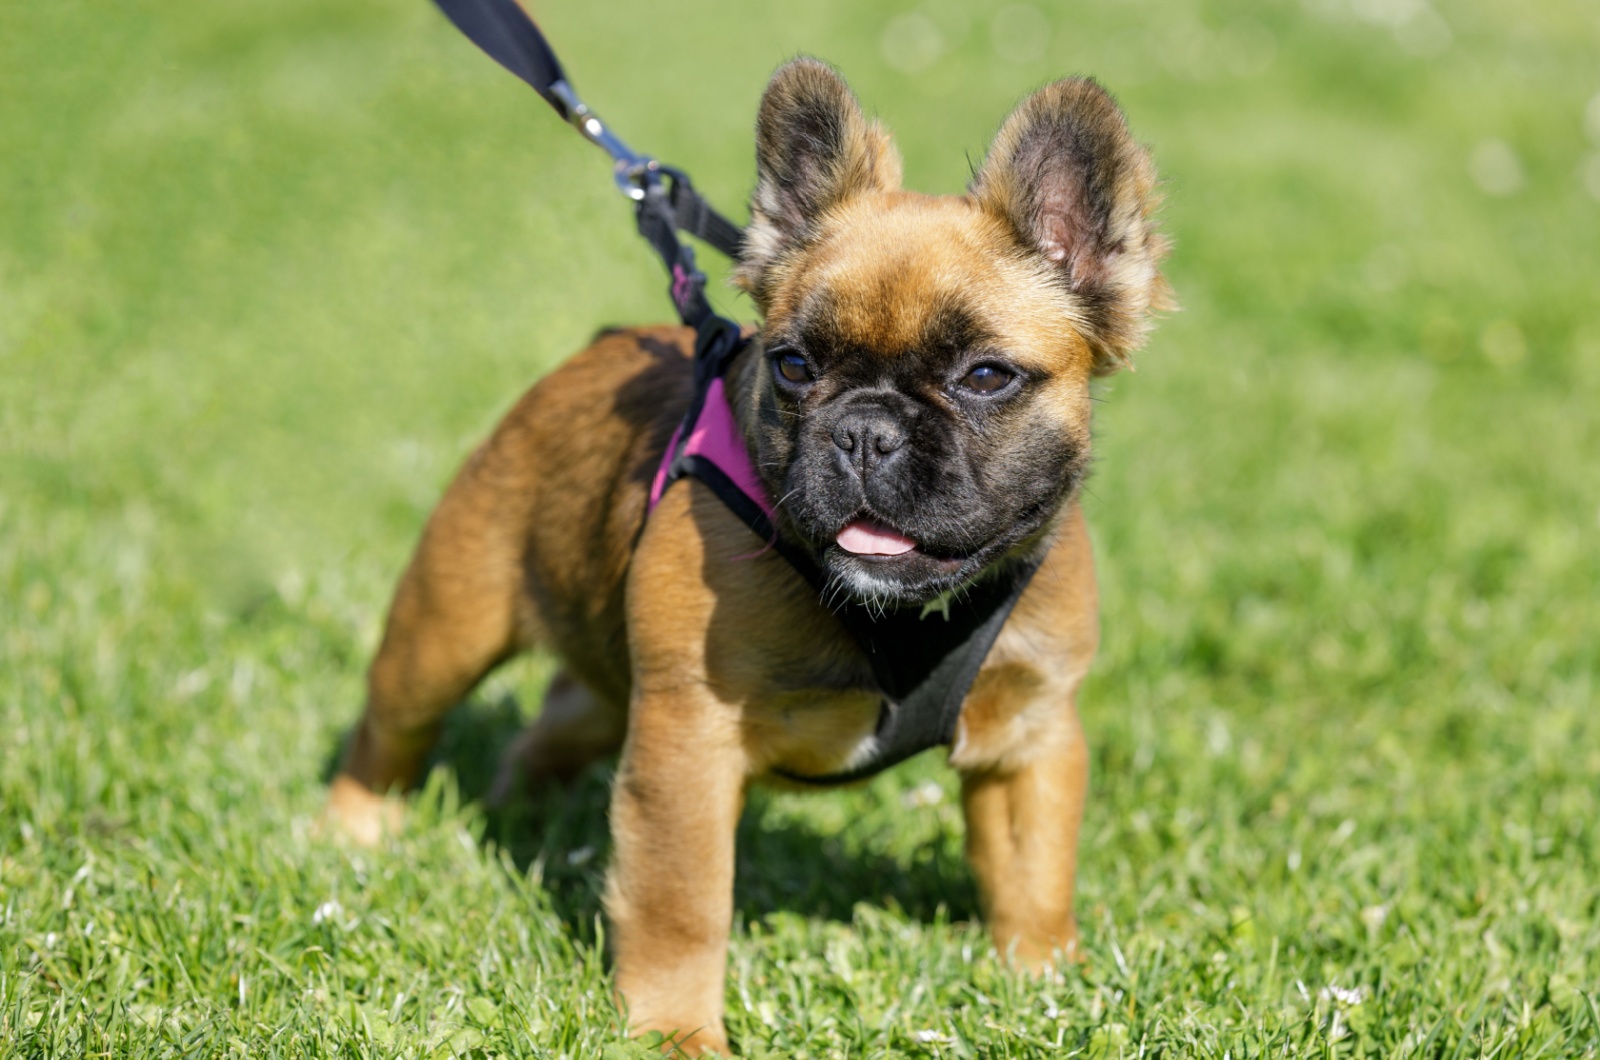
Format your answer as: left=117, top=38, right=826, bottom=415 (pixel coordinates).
left=546, top=79, right=660, bottom=201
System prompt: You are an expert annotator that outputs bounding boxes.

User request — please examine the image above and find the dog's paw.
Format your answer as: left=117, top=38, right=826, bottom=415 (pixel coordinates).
left=317, top=774, right=405, bottom=847
left=636, top=1023, right=731, bottom=1057
left=991, top=921, right=1084, bottom=980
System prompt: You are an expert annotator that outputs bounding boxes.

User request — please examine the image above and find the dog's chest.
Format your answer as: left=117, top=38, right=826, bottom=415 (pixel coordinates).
left=740, top=655, right=884, bottom=774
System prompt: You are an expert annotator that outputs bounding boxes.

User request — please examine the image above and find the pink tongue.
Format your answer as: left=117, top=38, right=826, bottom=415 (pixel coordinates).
left=836, top=519, right=918, bottom=556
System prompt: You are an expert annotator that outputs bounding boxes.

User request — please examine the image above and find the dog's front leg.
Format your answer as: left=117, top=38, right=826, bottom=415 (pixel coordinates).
left=606, top=684, right=744, bottom=1056
left=959, top=709, right=1089, bottom=970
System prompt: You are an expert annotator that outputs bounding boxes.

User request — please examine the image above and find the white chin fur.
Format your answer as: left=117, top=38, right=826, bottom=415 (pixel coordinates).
left=833, top=563, right=910, bottom=604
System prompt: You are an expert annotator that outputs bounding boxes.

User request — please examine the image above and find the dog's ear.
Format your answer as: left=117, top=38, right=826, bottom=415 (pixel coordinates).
left=971, top=78, right=1173, bottom=373
left=735, top=58, right=902, bottom=305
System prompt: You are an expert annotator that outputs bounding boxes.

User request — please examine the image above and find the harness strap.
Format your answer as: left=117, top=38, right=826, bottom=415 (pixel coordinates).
left=633, top=176, right=719, bottom=328
left=776, top=556, right=1040, bottom=786
left=667, top=178, right=745, bottom=260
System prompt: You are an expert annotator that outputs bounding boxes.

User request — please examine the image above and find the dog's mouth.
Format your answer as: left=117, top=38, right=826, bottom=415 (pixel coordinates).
left=834, top=517, right=918, bottom=557
left=829, top=515, right=966, bottom=578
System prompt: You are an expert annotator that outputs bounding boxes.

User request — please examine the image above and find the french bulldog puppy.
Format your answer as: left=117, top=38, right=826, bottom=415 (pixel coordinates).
left=326, top=58, right=1170, bottom=1055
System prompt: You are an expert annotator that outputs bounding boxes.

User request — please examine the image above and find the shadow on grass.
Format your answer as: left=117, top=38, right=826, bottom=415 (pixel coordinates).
left=326, top=695, right=978, bottom=943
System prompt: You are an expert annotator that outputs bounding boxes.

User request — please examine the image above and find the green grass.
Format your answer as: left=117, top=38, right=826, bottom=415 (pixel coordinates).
left=4, top=0, right=1599, bottom=1055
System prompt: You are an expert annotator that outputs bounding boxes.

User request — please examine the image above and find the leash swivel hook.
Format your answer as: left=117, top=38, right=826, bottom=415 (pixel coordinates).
left=546, top=78, right=662, bottom=202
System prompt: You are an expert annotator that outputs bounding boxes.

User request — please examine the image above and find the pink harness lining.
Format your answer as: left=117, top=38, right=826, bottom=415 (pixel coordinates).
left=647, top=377, right=774, bottom=519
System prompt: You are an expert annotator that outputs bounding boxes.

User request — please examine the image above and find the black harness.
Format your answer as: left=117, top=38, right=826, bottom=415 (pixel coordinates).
left=433, top=0, right=1040, bottom=784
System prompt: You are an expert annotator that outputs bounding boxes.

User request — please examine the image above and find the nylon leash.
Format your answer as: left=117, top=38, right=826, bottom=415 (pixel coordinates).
left=430, top=0, right=745, bottom=329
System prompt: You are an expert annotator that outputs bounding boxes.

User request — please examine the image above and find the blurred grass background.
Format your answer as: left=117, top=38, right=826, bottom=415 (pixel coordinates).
left=3, top=0, right=1599, bottom=1055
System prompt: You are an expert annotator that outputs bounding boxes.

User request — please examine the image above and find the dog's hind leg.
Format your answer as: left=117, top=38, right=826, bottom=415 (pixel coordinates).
left=485, top=671, right=627, bottom=805
left=325, top=445, right=531, bottom=845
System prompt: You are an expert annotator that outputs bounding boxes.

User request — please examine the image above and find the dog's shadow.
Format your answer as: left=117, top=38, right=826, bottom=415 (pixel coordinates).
left=326, top=694, right=979, bottom=940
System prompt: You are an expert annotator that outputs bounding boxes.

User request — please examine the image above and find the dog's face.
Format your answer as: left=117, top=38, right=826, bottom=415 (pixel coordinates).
left=736, top=61, right=1171, bottom=605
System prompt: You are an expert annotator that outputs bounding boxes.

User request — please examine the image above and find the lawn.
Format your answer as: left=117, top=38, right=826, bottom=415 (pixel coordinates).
left=3, top=0, right=1599, bottom=1056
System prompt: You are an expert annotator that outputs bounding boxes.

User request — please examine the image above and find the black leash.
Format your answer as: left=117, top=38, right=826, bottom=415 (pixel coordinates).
left=431, top=0, right=745, bottom=329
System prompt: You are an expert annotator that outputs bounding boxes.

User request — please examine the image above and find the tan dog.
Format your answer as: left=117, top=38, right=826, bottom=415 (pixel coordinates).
left=326, top=59, right=1169, bottom=1055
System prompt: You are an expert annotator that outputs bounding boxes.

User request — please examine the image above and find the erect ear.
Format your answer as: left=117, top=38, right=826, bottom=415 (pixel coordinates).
left=971, top=78, right=1173, bottom=373
left=734, top=58, right=902, bottom=305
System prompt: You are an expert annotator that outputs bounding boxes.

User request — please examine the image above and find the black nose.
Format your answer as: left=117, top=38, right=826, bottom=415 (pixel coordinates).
left=832, top=407, right=906, bottom=477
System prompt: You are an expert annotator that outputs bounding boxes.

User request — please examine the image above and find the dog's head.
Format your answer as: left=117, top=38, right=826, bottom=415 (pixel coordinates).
left=735, top=59, right=1171, bottom=606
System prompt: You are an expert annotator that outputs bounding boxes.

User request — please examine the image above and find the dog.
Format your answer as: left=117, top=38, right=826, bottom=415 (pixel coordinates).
left=324, top=58, right=1169, bottom=1055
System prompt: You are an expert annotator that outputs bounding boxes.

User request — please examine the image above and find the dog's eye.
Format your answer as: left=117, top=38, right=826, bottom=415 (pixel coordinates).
left=775, top=352, right=814, bottom=385
left=960, top=365, right=1014, bottom=394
